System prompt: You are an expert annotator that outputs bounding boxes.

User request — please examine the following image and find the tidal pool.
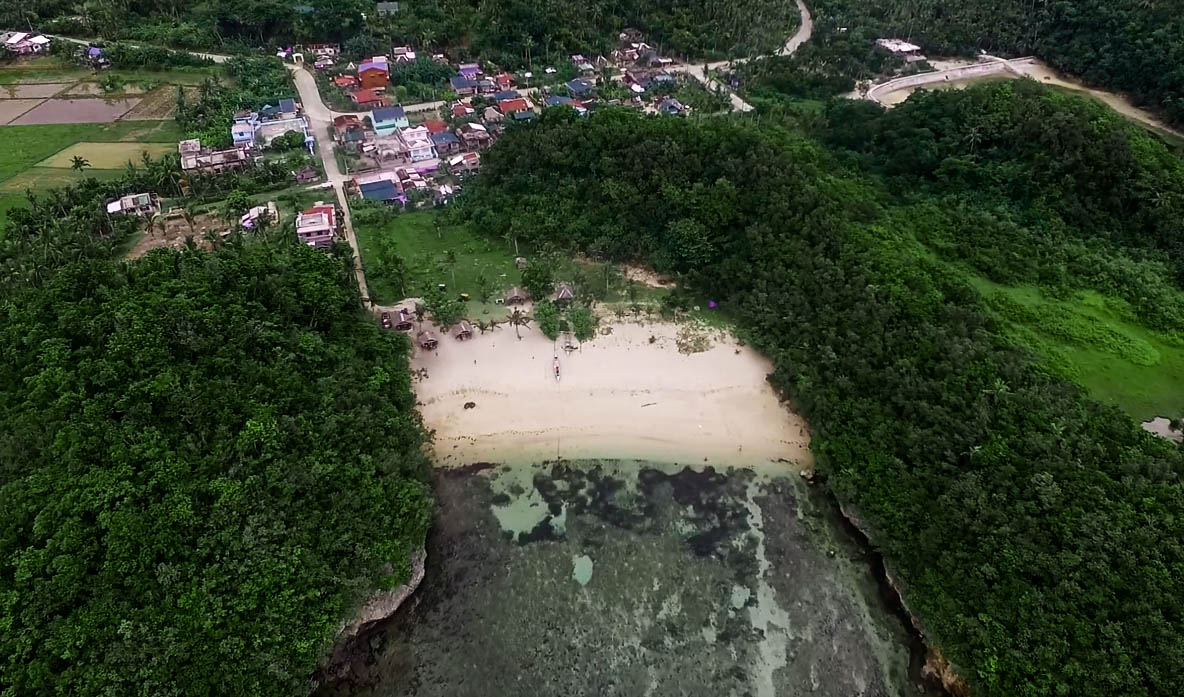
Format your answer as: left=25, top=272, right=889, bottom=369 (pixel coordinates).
left=319, top=461, right=940, bottom=697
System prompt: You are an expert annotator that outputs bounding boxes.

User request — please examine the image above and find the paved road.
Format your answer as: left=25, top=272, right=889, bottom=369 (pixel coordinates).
left=670, top=0, right=813, bottom=112
left=288, top=65, right=372, bottom=303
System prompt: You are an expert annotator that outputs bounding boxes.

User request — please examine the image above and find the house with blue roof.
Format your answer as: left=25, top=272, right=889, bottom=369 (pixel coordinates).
left=430, top=131, right=461, bottom=155
left=359, top=180, right=401, bottom=202
left=372, top=106, right=408, bottom=136
left=566, top=78, right=594, bottom=97
left=544, top=95, right=575, bottom=108
left=493, top=90, right=519, bottom=102
left=450, top=75, right=478, bottom=95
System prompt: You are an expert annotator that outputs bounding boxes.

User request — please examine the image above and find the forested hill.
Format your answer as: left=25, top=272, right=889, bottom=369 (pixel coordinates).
left=0, top=179, right=433, bottom=695
left=14, top=0, right=798, bottom=64
left=453, top=105, right=1184, bottom=697
left=811, top=0, right=1184, bottom=125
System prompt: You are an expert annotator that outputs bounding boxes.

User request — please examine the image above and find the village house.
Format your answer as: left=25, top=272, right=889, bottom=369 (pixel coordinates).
left=391, top=45, right=416, bottom=62
left=450, top=75, right=478, bottom=96
left=566, top=78, right=594, bottom=97
left=483, top=105, right=504, bottom=123
left=451, top=102, right=475, bottom=118
left=493, top=89, right=520, bottom=102
left=431, top=131, right=462, bottom=155
left=314, top=56, right=334, bottom=70
left=658, top=97, right=687, bottom=116
left=305, top=43, right=339, bottom=58
left=875, top=38, right=927, bottom=63
left=295, top=202, right=338, bottom=248
left=240, top=201, right=277, bottom=229
left=85, top=46, right=109, bottom=68
left=498, top=97, right=531, bottom=116
left=545, top=95, right=575, bottom=108
left=458, top=62, right=482, bottom=79
left=3, top=32, right=51, bottom=55
left=105, top=193, right=159, bottom=217
left=398, top=125, right=437, bottom=162
left=334, top=74, right=359, bottom=89
left=554, top=282, right=576, bottom=304
left=397, top=167, right=430, bottom=192
left=358, top=57, right=390, bottom=89
left=333, top=115, right=369, bottom=151
left=453, top=321, right=474, bottom=341
left=456, top=122, right=491, bottom=148
left=350, top=88, right=388, bottom=109
left=449, top=152, right=481, bottom=173
left=375, top=1, right=401, bottom=16
left=511, top=110, right=536, bottom=123
left=359, top=178, right=402, bottom=203
left=417, top=330, right=439, bottom=350
left=372, top=105, right=409, bottom=136
left=476, top=78, right=497, bottom=94
left=494, top=73, right=514, bottom=90
left=394, top=308, right=415, bottom=331
left=294, top=165, right=319, bottom=184
left=178, top=139, right=251, bottom=173
left=422, top=120, right=448, bottom=134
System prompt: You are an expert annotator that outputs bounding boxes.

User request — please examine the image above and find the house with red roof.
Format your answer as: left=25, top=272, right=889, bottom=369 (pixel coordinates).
left=334, top=75, right=359, bottom=89
left=349, top=89, right=388, bottom=108
left=296, top=203, right=338, bottom=248
left=498, top=97, right=531, bottom=115
left=422, top=120, right=449, bottom=134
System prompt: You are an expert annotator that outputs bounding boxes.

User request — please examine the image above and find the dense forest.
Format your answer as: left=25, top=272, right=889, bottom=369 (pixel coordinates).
left=452, top=100, right=1184, bottom=697
left=809, top=0, right=1184, bottom=124
left=0, top=173, right=433, bottom=693
left=13, top=0, right=798, bottom=65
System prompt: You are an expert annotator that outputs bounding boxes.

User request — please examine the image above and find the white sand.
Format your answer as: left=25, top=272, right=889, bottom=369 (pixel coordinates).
left=409, top=316, right=812, bottom=469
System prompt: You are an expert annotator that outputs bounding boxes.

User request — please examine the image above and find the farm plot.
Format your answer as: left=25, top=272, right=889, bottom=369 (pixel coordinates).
left=11, top=98, right=141, bottom=124
left=39, top=142, right=176, bottom=169
left=0, top=100, right=44, bottom=125
left=1, top=83, right=71, bottom=98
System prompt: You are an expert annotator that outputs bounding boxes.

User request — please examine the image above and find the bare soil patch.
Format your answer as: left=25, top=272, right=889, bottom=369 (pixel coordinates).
left=11, top=98, right=140, bottom=125
left=125, top=212, right=226, bottom=260
left=122, top=87, right=180, bottom=120
left=0, top=99, right=45, bottom=124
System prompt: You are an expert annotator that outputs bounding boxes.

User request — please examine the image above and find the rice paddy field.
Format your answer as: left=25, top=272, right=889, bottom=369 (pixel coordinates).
left=317, top=460, right=942, bottom=697
left=0, top=120, right=186, bottom=224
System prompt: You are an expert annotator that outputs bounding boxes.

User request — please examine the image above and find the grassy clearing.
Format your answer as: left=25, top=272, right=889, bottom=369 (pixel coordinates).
left=355, top=209, right=521, bottom=307
left=970, top=277, right=1184, bottom=419
left=38, top=142, right=176, bottom=168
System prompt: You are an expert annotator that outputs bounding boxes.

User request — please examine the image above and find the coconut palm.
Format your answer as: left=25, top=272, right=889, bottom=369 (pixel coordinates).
left=70, top=156, right=90, bottom=172
left=507, top=308, right=532, bottom=339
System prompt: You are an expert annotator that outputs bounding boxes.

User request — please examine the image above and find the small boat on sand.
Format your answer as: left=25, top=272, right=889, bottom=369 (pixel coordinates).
left=553, top=356, right=561, bottom=382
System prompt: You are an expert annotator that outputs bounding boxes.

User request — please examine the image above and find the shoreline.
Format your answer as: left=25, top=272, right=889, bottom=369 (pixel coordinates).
left=408, top=314, right=812, bottom=470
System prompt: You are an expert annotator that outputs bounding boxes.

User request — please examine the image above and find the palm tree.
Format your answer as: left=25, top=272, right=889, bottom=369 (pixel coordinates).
left=507, top=308, right=532, bottom=339
left=70, top=156, right=90, bottom=172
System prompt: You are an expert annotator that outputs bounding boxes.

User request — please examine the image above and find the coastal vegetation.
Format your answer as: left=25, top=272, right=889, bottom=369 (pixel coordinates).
left=454, top=99, right=1184, bottom=696
left=0, top=168, right=433, bottom=697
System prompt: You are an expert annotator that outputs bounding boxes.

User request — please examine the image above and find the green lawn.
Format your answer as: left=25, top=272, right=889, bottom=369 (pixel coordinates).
left=970, top=277, right=1184, bottom=419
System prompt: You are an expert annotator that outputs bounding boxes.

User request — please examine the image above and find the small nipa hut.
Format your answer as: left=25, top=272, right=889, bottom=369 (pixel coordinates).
left=505, top=287, right=529, bottom=305
left=417, top=330, right=439, bottom=350
left=453, top=320, right=474, bottom=341
left=394, top=308, right=414, bottom=331
left=553, top=282, right=575, bottom=305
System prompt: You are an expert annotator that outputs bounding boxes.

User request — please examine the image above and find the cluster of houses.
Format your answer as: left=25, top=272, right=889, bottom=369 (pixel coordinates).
left=1, top=31, right=51, bottom=56
left=230, top=98, right=313, bottom=151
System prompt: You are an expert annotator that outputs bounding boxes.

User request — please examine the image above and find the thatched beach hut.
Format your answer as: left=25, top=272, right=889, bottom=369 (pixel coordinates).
left=394, top=308, right=414, bottom=331
left=553, top=282, right=575, bottom=305
left=453, top=320, right=473, bottom=341
left=505, top=287, right=529, bottom=305
left=417, top=330, right=439, bottom=350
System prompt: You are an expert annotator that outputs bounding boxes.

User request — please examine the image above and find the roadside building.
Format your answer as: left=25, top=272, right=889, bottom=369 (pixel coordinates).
left=3, top=32, right=51, bottom=55
left=394, top=308, right=415, bottom=331
left=448, top=152, right=481, bottom=173
left=178, top=139, right=251, bottom=173
left=372, top=105, right=409, bottom=136
left=458, top=62, right=482, bottom=79
left=334, top=74, right=359, bottom=89
left=295, top=202, right=337, bottom=248
left=451, top=103, right=475, bottom=118
left=358, top=57, right=390, bottom=89
left=544, top=95, right=575, bottom=108
left=333, top=115, right=369, bottom=151
left=359, top=179, right=402, bottom=203
left=497, top=97, right=531, bottom=115
left=422, top=120, right=448, bottom=134
left=305, top=43, right=339, bottom=58
left=349, top=88, right=388, bottom=108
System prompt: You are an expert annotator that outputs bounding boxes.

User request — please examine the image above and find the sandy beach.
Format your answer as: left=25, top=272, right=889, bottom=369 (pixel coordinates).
left=408, top=315, right=812, bottom=469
